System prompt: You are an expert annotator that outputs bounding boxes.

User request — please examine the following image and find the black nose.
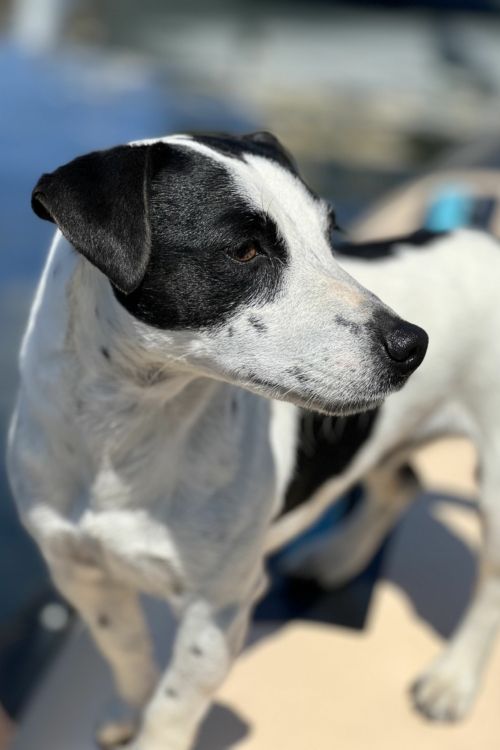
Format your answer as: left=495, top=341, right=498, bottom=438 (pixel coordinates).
left=383, top=320, right=428, bottom=374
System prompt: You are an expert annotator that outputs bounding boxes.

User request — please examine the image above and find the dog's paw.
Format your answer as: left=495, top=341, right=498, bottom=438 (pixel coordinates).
left=410, top=657, right=479, bottom=722
left=96, top=718, right=137, bottom=748
left=95, top=700, right=140, bottom=749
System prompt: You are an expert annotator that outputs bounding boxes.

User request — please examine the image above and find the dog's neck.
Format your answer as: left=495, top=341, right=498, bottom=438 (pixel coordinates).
left=29, top=250, right=260, bottom=512
left=67, top=256, right=227, bottom=416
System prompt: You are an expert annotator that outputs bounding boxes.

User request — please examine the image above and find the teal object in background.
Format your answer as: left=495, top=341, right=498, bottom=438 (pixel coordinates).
left=424, top=185, right=473, bottom=231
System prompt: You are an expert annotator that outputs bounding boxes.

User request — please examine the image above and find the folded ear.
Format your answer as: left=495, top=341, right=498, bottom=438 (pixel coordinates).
left=243, top=131, right=298, bottom=173
left=31, top=143, right=163, bottom=294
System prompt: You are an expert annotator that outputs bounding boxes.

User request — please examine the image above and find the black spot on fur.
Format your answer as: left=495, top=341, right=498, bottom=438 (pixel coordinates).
left=335, top=315, right=361, bottom=335
left=336, top=229, right=449, bottom=260
left=287, top=366, right=308, bottom=384
left=97, top=613, right=110, bottom=628
left=227, top=325, right=234, bottom=337
left=248, top=315, right=267, bottom=333
left=279, top=408, right=379, bottom=517
left=165, top=687, right=178, bottom=699
left=191, top=645, right=203, bottom=657
left=100, top=346, right=110, bottom=360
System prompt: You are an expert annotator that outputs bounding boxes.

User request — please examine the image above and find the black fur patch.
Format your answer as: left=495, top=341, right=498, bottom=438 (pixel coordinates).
left=193, top=131, right=299, bottom=175
left=336, top=229, right=448, bottom=260
left=280, top=408, right=379, bottom=517
left=115, top=143, right=288, bottom=330
left=32, top=145, right=154, bottom=294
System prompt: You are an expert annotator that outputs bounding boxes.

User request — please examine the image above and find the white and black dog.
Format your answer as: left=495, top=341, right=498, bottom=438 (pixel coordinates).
left=7, top=131, right=431, bottom=750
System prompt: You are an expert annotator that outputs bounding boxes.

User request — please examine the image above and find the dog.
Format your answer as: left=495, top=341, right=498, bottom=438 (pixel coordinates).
left=271, top=225, right=500, bottom=723
left=7, top=131, right=428, bottom=750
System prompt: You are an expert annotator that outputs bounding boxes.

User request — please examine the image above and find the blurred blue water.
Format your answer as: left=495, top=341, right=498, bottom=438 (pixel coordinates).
left=0, top=41, right=253, bottom=282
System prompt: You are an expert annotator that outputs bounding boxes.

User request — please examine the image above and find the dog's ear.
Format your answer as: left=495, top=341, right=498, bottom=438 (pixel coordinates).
left=31, top=143, right=165, bottom=294
left=243, top=131, right=298, bottom=172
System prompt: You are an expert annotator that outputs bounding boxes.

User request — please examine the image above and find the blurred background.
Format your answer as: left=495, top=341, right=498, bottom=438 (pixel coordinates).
left=1, top=0, right=500, bottom=748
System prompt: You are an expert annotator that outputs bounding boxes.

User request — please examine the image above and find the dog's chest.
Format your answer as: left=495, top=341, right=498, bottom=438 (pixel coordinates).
left=72, top=390, right=277, bottom=595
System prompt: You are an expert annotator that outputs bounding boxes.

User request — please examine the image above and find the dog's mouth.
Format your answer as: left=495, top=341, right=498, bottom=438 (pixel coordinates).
left=311, top=396, right=386, bottom=417
left=284, top=392, right=386, bottom=417
left=242, top=376, right=387, bottom=417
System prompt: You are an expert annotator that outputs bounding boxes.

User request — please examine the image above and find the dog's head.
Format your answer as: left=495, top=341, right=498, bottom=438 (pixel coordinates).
left=31, top=132, right=428, bottom=414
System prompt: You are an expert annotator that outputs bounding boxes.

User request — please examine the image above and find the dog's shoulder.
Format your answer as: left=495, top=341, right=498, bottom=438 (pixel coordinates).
left=10, top=232, right=103, bottom=501
left=20, top=231, right=78, bottom=371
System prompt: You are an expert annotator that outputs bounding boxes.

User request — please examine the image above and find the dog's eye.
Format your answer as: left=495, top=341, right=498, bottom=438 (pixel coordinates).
left=228, top=242, right=260, bottom=263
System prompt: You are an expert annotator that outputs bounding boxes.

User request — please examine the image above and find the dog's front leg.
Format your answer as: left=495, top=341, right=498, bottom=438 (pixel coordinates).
left=127, top=586, right=259, bottom=750
left=45, top=552, right=159, bottom=747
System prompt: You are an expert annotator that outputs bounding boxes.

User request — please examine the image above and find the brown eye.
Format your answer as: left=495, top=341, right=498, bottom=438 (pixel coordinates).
left=229, top=242, right=260, bottom=263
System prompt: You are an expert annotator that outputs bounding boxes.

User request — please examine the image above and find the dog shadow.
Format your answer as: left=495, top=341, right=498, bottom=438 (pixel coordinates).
left=192, top=491, right=479, bottom=748
left=254, top=489, right=478, bottom=643
left=194, top=703, right=251, bottom=750
left=382, top=490, right=477, bottom=639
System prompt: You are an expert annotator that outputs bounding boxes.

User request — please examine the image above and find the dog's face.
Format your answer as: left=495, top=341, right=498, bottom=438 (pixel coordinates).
left=32, top=132, right=428, bottom=414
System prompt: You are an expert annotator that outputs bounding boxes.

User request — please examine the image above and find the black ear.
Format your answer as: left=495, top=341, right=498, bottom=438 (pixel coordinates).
left=243, top=131, right=298, bottom=173
left=244, top=131, right=284, bottom=148
left=31, top=143, right=161, bottom=294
